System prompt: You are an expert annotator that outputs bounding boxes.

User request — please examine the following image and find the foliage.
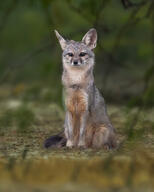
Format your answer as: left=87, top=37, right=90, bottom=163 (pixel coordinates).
left=0, top=0, right=153, bottom=106
left=0, top=105, right=35, bottom=133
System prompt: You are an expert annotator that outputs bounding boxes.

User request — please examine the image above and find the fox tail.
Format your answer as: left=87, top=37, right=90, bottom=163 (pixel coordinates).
left=44, top=132, right=66, bottom=148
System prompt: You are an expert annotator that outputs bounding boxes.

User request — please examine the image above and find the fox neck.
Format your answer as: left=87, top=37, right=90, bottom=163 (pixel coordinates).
left=62, top=61, right=94, bottom=89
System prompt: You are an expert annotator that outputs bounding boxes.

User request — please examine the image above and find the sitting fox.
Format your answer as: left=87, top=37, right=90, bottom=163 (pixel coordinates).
left=44, top=28, right=116, bottom=149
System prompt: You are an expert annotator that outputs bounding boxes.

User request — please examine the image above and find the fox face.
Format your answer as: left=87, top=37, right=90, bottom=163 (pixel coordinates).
left=62, top=42, right=94, bottom=67
left=55, top=29, right=97, bottom=68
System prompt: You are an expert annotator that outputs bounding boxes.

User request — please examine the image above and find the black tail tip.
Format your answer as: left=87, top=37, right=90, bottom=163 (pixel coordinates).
left=44, top=135, right=66, bottom=148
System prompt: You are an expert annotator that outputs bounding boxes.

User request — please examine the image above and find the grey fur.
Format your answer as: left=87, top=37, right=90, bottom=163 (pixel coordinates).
left=55, top=28, right=116, bottom=148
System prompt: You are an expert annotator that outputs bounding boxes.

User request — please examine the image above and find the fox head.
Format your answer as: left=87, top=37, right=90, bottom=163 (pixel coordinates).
left=55, top=29, right=97, bottom=69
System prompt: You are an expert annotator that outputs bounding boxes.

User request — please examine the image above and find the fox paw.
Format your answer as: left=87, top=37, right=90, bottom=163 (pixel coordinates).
left=78, top=140, right=86, bottom=148
left=103, top=142, right=116, bottom=150
left=66, top=140, right=74, bottom=148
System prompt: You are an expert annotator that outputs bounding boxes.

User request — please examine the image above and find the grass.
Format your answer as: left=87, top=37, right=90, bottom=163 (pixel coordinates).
left=0, top=100, right=154, bottom=191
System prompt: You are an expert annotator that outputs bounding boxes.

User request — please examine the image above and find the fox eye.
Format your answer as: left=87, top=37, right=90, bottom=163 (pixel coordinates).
left=67, top=52, right=74, bottom=57
left=79, top=52, right=87, bottom=57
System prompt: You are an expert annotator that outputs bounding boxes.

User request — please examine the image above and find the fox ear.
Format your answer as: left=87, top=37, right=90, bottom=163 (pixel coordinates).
left=82, top=28, right=97, bottom=49
left=54, top=30, right=67, bottom=50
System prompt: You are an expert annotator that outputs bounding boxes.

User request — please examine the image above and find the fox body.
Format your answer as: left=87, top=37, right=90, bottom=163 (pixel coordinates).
left=44, top=29, right=116, bottom=149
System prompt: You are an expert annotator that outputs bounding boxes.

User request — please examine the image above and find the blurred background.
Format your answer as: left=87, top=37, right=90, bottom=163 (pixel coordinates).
left=0, top=0, right=153, bottom=106
left=0, top=0, right=154, bottom=192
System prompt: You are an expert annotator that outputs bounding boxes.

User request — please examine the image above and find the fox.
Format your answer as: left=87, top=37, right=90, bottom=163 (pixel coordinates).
left=44, top=28, right=116, bottom=149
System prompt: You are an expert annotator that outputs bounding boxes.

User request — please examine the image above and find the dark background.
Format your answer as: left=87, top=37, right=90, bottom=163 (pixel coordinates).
left=0, top=0, right=153, bottom=107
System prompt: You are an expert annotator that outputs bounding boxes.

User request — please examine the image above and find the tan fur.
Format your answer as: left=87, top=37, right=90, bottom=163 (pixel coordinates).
left=84, top=123, right=116, bottom=148
left=66, top=89, right=87, bottom=114
left=66, top=89, right=88, bottom=146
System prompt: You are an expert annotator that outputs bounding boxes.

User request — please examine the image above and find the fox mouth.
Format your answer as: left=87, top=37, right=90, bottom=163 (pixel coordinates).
left=71, top=63, right=81, bottom=67
left=72, top=64, right=80, bottom=67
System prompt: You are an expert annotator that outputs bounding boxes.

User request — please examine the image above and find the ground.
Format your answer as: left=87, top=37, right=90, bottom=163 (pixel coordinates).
left=0, top=100, right=154, bottom=192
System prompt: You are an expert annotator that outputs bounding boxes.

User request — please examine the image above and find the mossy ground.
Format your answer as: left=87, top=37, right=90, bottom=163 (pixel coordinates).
left=0, top=100, right=154, bottom=192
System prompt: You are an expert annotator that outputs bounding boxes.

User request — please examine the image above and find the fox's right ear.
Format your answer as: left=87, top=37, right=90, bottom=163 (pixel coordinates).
left=82, top=28, right=97, bottom=49
left=54, top=30, right=67, bottom=50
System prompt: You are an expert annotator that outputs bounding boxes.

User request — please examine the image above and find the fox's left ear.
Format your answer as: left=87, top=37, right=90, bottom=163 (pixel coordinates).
left=82, top=28, right=97, bottom=49
left=54, top=30, right=67, bottom=50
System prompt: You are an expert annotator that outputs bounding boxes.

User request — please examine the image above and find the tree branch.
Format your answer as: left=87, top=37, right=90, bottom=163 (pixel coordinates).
left=0, top=0, right=19, bottom=32
left=0, top=41, right=54, bottom=84
left=121, top=0, right=147, bottom=9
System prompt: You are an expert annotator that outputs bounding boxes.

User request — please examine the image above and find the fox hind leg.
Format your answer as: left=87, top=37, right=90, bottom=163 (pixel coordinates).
left=92, top=124, right=116, bottom=149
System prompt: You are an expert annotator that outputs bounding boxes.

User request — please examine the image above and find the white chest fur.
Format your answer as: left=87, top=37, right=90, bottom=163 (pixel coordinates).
left=63, top=67, right=86, bottom=86
left=68, top=69, right=85, bottom=84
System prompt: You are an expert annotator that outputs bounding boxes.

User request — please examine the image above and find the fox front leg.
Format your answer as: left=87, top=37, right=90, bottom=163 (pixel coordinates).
left=78, top=111, right=88, bottom=148
left=65, top=111, right=74, bottom=148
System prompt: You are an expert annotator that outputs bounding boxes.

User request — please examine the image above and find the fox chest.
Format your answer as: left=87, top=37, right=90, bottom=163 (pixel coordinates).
left=66, top=88, right=88, bottom=115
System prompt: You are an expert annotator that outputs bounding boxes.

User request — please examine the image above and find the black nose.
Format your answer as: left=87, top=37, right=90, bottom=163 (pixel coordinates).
left=73, top=61, right=78, bottom=65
